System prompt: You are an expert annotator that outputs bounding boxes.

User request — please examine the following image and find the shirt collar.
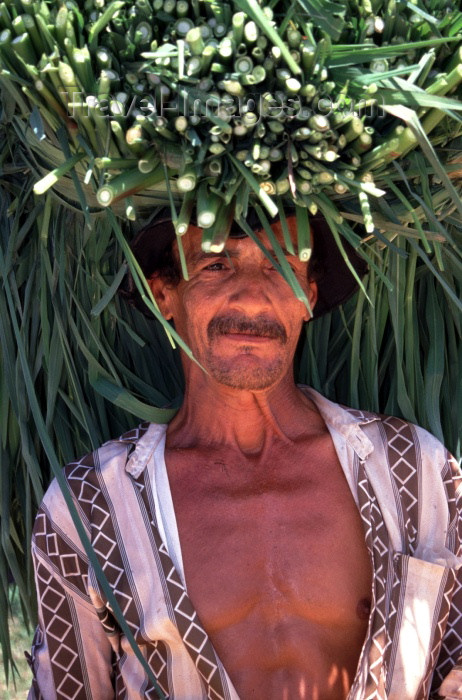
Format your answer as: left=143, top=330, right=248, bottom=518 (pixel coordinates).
left=123, top=422, right=168, bottom=478
left=122, top=387, right=380, bottom=476
left=300, top=386, right=380, bottom=461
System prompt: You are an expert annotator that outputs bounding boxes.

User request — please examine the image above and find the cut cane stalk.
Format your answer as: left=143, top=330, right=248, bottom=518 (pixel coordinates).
left=96, top=164, right=168, bottom=206
left=176, top=164, right=197, bottom=192
left=34, top=152, right=85, bottom=195
left=196, top=183, right=221, bottom=229
left=201, top=200, right=234, bottom=253
left=295, top=205, right=311, bottom=262
left=175, top=189, right=195, bottom=235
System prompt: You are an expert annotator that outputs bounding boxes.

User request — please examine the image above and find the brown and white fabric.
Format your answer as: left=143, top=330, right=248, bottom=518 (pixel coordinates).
left=27, top=388, right=462, bottom=699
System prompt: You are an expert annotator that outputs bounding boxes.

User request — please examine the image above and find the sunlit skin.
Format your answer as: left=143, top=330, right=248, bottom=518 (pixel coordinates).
left=149, top=217, right=373, bottom=699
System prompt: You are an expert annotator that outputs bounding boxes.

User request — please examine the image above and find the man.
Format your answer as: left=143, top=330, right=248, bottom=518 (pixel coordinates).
left=28, top=212, right=462, bottom=699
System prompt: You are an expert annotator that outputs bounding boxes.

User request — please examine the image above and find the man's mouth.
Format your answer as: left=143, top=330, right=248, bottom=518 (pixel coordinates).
left=208, top=315, right=287, bottom=343
left=222, top=332, right=275, bottom=344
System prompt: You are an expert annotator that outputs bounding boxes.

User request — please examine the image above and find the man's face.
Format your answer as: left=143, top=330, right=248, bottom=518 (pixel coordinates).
left=150, top=216, right=317, bottom=391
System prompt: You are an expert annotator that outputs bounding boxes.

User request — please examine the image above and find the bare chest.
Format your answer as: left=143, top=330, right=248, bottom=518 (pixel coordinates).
left=165, top=438, right=372, bottom=698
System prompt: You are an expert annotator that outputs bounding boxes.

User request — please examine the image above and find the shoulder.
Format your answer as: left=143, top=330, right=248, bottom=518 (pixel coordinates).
left=364, top=412, right=458, bottom=477
left=34, top=422, right=167, bottom=562
left=328, top=403, right=462, bottom=556
left=300, top=384, right=460, bottom=485
left=353, top=408, right=460, bottom=493
left=349, top=409, right=462, bottom=546
left=40, top=421, right=166, bottom=517
left=65, top=422, right=150, bottom=478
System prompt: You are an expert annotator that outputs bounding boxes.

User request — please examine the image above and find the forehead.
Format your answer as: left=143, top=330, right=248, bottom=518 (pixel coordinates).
left=181, top=215, right=300, bottom=259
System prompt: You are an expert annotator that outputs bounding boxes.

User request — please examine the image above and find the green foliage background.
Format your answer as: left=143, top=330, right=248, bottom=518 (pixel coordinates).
left=1, top=118, right=461, bottom=683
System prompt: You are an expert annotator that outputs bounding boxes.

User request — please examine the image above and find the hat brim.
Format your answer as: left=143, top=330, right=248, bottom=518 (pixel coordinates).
left=308, top=216, right=368, bottom=316
left=121, top=211, right=367, bottom=318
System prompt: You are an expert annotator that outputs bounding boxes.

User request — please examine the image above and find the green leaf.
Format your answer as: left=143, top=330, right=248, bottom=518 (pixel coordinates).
left=329, top=37, right=460, bottom=66
left=29, top=105, right=45, bottom=142
left=228, top=153, right=279, bottom=217
left=91, top=263, right=128, bottom=317
left=296, top=0, right=346, bottom=41
left=424, top=281, right=445, bottom=442
left=383, top=104, right=462, bottom=221
left=90, top=376, right=177, bottom=423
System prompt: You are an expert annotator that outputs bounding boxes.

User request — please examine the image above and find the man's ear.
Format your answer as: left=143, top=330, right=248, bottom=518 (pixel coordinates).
left=304, top=280, right=318, bottom=321
left=147, top=274, right=175, bottom=320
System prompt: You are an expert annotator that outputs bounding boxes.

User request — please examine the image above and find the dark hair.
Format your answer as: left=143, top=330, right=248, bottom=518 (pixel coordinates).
left=119, top=217, right=180, bottom=311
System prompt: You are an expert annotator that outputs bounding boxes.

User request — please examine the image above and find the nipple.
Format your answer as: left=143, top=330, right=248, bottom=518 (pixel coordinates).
left=356, top=598, right=371, bottom=620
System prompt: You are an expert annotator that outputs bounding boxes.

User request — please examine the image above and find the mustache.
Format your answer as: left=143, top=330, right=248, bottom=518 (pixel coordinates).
left=207, top=315, right=287, bottom=343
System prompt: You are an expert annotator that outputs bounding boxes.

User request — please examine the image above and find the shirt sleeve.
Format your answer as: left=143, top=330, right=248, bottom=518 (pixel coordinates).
left=27, top=479, right=116, bottom=700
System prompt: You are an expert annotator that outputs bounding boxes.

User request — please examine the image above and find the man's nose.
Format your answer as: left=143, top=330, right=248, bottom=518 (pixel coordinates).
left=227, top=267, right=273, bottom=311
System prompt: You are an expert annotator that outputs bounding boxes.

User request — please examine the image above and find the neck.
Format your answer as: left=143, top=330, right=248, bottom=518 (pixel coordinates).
left=166, top=366, right=318, bottom=457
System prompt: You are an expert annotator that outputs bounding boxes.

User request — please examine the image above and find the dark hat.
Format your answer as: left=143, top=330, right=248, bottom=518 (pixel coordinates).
left=121, top=209, right=367, bottom=318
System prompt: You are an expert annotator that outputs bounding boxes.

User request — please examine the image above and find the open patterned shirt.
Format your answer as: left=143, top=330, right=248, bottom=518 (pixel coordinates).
left=27, top=388, right=462, bottom=699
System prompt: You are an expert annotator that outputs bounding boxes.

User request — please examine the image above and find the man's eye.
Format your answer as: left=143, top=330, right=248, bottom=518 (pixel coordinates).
left=203, top=262, right=227, bottom=271
left=265, top=263, right=285, bottom=272
left=285, top=262, right=301, bottom=274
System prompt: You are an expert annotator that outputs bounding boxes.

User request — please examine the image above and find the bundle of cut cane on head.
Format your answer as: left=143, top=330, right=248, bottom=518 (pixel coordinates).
left=1, top=0, right=462, bottom=282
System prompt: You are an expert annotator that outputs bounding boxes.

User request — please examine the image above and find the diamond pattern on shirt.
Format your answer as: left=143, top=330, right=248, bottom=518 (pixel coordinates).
left=67, top=448, right=174, bottom=697
left=357, top=461, right=389, bottom=699
left=381, top=417, right=419, bottom=553
left=34, top=559, right=86, bottom=698
left=433, top=453, right=462, bottom=690
left=385, top=558, right=404, bottom=683
left=344, top=407, right=377, bottom=422
left=145, top=641, right=170, bottom=698
left=117, top=423, right=151, bottom=445
left=379, top=421, right=462, bottom=697
left=421, top=570, right=456, bottom=697
left=67, top=457, right=143, bottom=638
left=135, top=470, right=228, bottom=700
left=34, top=510, right=89, bottom=597
left=157, top=551, right=225, bottom=699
